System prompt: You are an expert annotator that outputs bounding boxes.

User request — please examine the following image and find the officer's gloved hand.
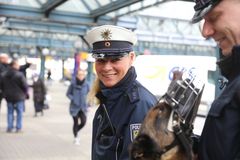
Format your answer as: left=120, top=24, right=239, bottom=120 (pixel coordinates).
left=25, top=93, right=30, bottom=99
left=191, top=134, right=200, bottom=154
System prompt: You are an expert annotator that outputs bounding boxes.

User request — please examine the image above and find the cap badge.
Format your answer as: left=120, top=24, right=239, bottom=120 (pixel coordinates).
left=101, top=29, right=112, bottom=40
left=104, top=41, right=111, bottom=47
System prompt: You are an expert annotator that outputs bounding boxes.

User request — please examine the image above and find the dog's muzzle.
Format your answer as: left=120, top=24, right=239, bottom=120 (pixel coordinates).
left=162, top=72, right=204, bottom=132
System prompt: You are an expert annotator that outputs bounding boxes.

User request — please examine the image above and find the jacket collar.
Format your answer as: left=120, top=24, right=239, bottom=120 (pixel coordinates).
left=217, top=45, right=240, bottom=81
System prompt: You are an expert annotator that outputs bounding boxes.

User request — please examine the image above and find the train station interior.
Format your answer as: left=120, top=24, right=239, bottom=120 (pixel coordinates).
left=0, top=0, right=220, bottom=160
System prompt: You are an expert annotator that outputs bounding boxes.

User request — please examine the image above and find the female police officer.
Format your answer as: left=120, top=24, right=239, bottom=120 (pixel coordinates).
left=85, top=25, right=157, bottom=160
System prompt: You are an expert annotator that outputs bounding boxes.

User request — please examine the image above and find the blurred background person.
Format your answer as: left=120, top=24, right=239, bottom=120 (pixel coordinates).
left=19, top=61, right=32, bottom=112
left=30, top=73, right=47, bottom=117
left=0, top=53, right=10, bottom=74
left=0, top=54, right=10, bottom=104
left=19, top=61, right=32, bottom=78
left=66, top=69, right=90, bottom=145
left=47, top=69, right=52, bottom=80
left=0, top=53, right=10, bottom=126
left=0, top=53, right=10, bottom=75
left=1, top=59, right=29, bottom=133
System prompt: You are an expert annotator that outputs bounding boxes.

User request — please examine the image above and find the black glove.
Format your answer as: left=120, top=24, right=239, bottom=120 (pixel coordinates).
left=25, top=93, right=30, bottom=99
left=191, top=134, right=200, bottom=154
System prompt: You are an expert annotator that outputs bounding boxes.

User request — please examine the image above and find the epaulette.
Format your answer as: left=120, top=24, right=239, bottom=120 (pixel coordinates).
left=127, top=85, right=140, bottom=103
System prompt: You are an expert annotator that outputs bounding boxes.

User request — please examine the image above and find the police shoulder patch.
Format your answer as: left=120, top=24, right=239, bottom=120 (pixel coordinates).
left=130, top=123, right=141, bottom=142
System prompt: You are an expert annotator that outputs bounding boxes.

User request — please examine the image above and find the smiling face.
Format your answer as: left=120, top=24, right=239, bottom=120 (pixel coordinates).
left=95, top=52, right=135, bottom=87
left=201, top=0, right=240, bottom=56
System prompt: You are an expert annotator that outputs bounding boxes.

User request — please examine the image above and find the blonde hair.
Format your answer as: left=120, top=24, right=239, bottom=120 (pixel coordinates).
left=87, top=77, right=100, bottom=106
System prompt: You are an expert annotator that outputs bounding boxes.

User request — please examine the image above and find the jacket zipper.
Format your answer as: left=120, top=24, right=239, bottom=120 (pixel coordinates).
left=115, top=138, right=120, bottom=160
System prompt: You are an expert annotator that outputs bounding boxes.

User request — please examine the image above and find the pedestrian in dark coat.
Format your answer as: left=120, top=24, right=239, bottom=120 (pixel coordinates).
left=1, top=59, right=28, bottom=133
left=85, top=25, right=157, bottom=160
left=66, top=69, right=90, bottom=145
left=0, top=53, right=10, bottom=126
left=19, top=62, right=31, bottom=78
left=19, top=62, right=31, bottom=112
left=31, top=74, right=46, bottom=117
left=47, top=69, right=52, bottom=80
left=0, top=53, right=10, bottom=106
left=191, top=0, right=240, bottom=159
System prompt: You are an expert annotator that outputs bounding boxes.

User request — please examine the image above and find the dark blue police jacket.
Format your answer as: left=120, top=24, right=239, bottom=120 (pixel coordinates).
left=91, top=67, right=157, bottom=160
left=198, top=46, right=240, bottom=160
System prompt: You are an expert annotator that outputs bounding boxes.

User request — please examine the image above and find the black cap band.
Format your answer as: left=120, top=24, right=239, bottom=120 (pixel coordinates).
left=92, top=41, right=133, bottom=54
left=194, top=0, right=211, bottom=10
left=92, top=52, right=129, bottom=59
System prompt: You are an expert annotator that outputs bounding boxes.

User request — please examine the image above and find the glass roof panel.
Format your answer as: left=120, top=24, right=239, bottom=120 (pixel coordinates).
left=84, top=0, right=101, bottom=10
left=0, top=0, right=40, bottom=7
left=98, top=0, right=111, bottom=6
left=38, top=0, right=47, bottom=4
left=137, top=1, right=195, bottom=20
left=87, top=0, right=119, bottom=10
left=56, top=0, right=89, bottom=13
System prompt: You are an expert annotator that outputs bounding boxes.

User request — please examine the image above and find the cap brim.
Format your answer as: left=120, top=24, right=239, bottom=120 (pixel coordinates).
left=92, top=52, right=129, bottom=59
left=191, top=4, right=213, bottom=23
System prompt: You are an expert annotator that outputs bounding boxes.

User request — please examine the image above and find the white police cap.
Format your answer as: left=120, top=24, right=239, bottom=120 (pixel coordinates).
left=191, top=0, right=220, bottom=23
left=85, top=25, right=137, bottom=59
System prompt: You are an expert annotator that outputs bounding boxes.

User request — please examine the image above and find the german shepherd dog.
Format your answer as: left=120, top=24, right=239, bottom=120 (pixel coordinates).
left=129, top=71, right=203, bottom=160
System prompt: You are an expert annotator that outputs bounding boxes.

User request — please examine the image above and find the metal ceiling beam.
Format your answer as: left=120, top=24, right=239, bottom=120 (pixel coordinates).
left=0, top=34, right=77, bottom=49
left=0, top=33, right=216, bottom=57
left=90, top=0, right=190, bottom=18
left=0, top=4, right=94, bottom=26
left=0, top=46, right=31, bottom=56
left=82, top=0, right=92, bottom=12
left=0, top=34, right=85, bottom=57
left=91, top=0, right=194, bottom=18
left=115, top=0, right=167, bottom=18
left=41, top=0, right=68, bottom=17
left=36, top=0, right=43, bottom=6
left=135, top=41, right=217, bottom=56
left=0, top=4, right=42, bottom=19
left=114, top=0, right=194, bottom=18
left=94, top=0, right=101, bottom=7
left=0, top=4, right=137, bottom=29
left=90, top=0, right=143, bottom=18
left=136, top=31, right=216, bottom=47
left=2, top=18, right=88, bottom=35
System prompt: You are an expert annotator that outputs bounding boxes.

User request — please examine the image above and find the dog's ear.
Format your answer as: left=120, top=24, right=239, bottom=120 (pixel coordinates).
left=129, top=134, right=160, bottom=160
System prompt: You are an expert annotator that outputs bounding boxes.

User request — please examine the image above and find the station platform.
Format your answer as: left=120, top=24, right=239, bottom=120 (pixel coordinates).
left=0, top=81, right=96, bottom=160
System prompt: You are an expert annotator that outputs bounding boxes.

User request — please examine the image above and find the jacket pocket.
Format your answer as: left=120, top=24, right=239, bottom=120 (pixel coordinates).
left=95, top=134, right=117, bottom=159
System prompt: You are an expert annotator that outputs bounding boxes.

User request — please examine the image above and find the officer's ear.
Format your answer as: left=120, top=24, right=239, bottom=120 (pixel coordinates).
left=129, top=51, right=136, bottom=63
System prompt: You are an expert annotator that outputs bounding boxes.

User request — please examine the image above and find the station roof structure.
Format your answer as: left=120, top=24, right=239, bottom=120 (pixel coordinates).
left=0, top=0, right=216, bottom=58
left=0, top=0, right=196, bottom=32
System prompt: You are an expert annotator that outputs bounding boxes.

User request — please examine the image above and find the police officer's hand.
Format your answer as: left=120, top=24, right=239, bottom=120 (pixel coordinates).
left=191, top=134, right=199, bottom=154
left=25, top=93, right=30, bottom=99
